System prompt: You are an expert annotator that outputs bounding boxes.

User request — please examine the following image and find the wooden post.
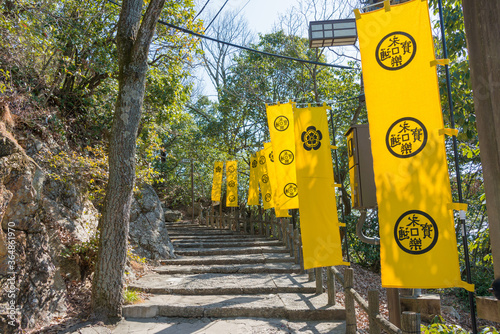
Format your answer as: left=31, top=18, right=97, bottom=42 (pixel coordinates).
left=283, top=219, right=289, bottom=249
left=308, top=269, right=315, bottom=282
left=235, top=207, right=240, bottom=232
left=289, top=223, right=294, bottom=257
left=209, top=206, right=214, bottom=227
left=219, top=203, right=222, bottom=229
left=387, top=288, right=401, bottom=328
left=293, top=229, right=300, bottom=264
left=368, top=290, right=381, bottom=334
left=327, top=267, right=336, bottom=305
left=298, top=232, right=305, bottom=274
left=243, top=209, right=248, bottom=233
left=315, top=267, right=323, bottom=294
left=212, top=206, right=215, bottom=227
left=213, top=209, right=216, bottom=228
left=345, top=268, right=357, bottom=334
left=259, top=207, right=264, bottom=236
left=401, top=311, right=420, bottom=334
left=271, top=215, right=276, bottom=239
left=265, top=211, right=271, bottom=238
left=280, top=218, right=285, bottom=243
left=250, top=209, right=255, bottom=235
left=190, top=159, right=194, bottom=224
left=230, top=207, right=234, bottom=231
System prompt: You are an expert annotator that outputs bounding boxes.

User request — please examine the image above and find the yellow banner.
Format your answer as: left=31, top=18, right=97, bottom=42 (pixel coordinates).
left=263, top=142, right=278, bottom=202
left=256, top=149, right=274, bottom=210
left=226, top=161, right=238, bottom=207
left=356, top=0, right=472, bottom=290
left=264, top=142, right=290, bottom=218
left=294, top=105, right=348, bottom=269
left=211, top=161, right=224, bottom=202
left=266, top=103, right=299, bottom=209
left=275, top=208, right=291, bottom=218
left=247, top=153, right=260, bottom=206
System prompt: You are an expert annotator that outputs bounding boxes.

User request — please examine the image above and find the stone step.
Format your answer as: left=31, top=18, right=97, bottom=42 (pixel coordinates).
left=165, top=223, right=203, bottom=228
left=170, top=234, right=266, bottom=241
left=160, top=253, right=294, bottom=266
left=113, top=317, right=346, bottom=334
left=175, top=246, right=290, bottom=256
left=129, top=273, right=317, bottom=295
left=122, top=293, right=345, bottom=321
left=167, top=230, right=243, bottom=236
left=153, top=263, right=300, bottom=275
left=173, top=240, right=284, bottom=249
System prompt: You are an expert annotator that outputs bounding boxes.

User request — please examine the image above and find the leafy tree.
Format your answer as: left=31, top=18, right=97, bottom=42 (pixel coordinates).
left=91, top=0, right=171, bottom=319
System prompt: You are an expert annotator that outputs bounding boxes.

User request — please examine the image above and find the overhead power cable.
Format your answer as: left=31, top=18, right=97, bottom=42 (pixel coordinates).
left=105, top=0, right=355, bottom=70
left=194, top=0, right=212, bottom=20
left=205, top=0, right=229, bottom=31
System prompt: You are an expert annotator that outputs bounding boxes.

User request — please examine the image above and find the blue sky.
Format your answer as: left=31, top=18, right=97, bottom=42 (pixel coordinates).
left=197, top=0, right=295, bottom=35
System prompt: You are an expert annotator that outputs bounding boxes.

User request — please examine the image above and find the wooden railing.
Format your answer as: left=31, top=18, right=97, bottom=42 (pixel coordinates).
left=201, top=206, right=421, bottom=334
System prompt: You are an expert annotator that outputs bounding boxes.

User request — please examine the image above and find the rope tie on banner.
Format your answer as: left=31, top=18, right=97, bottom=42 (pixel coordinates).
left=431, top=59, right=451, bottom=67
left=384, top=0, right=391, bottom=12
left=439, top=128, right=459, bottom=137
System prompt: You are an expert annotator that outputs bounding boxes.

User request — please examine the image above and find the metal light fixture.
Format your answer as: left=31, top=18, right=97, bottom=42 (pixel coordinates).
left=308, top=19, right=357, bottom=48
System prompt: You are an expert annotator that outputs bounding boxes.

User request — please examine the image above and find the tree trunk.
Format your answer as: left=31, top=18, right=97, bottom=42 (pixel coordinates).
left=461, top=0, right=500, bottom=279
left=91, top=0, right=166, bottom=319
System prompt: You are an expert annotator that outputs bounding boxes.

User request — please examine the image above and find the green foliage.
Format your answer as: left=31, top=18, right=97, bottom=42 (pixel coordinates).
left=61, top=232, right=100, bottom=281
left=123, top=288, right=141, bottom=305
left=428, top=0, right=475, bottom=143
left=127, top=247, right=147, bottom=265
left=0, top=69, right=11, bottom=94
left=345, top=212, right=380, bottom=271
left=421, top=315, right=499, bottom=334
left=43, top=146, right=108, bottom=209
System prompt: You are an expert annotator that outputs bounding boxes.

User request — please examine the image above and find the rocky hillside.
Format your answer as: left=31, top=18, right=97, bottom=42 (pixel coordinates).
left=0, top=99, right=176, bottom=333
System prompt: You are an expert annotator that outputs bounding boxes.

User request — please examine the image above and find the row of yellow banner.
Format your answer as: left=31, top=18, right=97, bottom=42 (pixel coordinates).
left=211, top=103, right=348, bottom=270
left=210, top=0, right=472, bottom=291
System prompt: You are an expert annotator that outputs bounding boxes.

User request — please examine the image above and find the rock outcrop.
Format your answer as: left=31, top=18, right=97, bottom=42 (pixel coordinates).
left=0, top=122, right=99, bottom=332
left=129, top=184, right=175, bottom=261
left=163, top=208, right=183, bottom=222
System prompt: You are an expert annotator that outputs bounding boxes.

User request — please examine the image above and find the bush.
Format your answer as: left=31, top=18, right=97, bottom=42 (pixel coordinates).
left=61, top=233, right=100, bottom=281
left=421, top=315, right=499, bottom=334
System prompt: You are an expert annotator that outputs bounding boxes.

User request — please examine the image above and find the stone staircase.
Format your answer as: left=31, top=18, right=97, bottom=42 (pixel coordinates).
left=123, top=220, right=346, bottom=331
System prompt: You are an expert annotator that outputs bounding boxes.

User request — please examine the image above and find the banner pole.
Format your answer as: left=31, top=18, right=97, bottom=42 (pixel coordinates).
left=437, top=1, right=477, bottom=332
